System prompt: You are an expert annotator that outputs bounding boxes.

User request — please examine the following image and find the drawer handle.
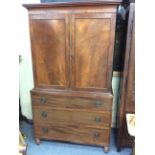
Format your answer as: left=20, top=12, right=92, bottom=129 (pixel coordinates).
left=95, top=117, right=101, bottom=123
left=94, top=132, right=100, bottom=138
left=42, top=127, right=48, bottom=133
left=95, top=101, right=102, bottom=107
left=40, top=97, right=47, bottom=104
left=41, top=111, right=48, bottom=118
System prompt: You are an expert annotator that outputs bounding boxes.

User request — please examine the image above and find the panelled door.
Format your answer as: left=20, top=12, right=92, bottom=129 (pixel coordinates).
left=30, top=12, right=69, bottom=89
left=30, top=10, right=116, bottom=92
left=70, top=12, right=116, bottom=92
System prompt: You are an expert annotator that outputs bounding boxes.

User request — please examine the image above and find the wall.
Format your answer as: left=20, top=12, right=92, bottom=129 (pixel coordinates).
left=19, top=0, right=39, bottom=119
left=19, top=0, right=120, bottom=127
left=111, top=75, right=120, bottom=127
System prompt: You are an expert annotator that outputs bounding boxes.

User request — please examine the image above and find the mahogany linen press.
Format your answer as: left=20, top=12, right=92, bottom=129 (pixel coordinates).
left=23, top=0, right=122, bottom=152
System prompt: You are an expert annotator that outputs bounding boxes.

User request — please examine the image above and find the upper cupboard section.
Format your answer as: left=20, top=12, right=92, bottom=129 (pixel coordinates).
left=28, top=5, right=117, bottom=91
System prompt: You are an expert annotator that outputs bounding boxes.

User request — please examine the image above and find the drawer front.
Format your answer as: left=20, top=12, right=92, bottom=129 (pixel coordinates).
left=31, top=94, right=112, bottom=111
left=34, top=123, right=110, bottom=146
left=33, top=106, right=111, bottom=128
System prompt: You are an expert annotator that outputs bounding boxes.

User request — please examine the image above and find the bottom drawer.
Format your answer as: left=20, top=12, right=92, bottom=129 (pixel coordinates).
left=34, top=123, right=110, bottom=146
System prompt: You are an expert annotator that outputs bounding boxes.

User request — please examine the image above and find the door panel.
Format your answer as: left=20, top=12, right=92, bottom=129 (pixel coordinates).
left=30, top=13, right=69, bottom=89
left=71, top=13, right=116, bottom=91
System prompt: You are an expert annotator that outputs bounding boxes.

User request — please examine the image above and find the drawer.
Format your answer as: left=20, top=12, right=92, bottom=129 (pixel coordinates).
left=33, top=106, right=111, bottom=128
left=34, top=123, right=110, bottom=146
left=31, top=93, right=112, bottom=111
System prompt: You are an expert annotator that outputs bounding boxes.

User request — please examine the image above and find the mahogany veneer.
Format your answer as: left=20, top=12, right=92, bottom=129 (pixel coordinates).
left=23, top=0, right=121, bottom=152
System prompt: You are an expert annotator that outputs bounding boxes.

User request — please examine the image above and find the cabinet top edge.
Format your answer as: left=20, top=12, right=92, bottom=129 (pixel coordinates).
left=23, top=0, right=122, bottom=9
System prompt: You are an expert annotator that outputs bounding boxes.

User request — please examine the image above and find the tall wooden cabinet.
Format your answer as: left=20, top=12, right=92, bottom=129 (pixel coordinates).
left=23, top=0, right=121, bottom=152
left=117, top=3, right=135, bottom=150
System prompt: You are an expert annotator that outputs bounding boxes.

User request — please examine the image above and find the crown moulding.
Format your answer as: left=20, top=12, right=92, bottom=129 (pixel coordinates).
left=23, top=0, right=122, bottom=9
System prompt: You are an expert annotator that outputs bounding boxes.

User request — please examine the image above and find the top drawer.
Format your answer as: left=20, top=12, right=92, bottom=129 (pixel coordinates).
left=31, top=93, right=112, bottom=111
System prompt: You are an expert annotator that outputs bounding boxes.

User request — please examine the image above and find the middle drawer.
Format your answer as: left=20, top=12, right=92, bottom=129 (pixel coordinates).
left=33, top=106, right=111, bottom=128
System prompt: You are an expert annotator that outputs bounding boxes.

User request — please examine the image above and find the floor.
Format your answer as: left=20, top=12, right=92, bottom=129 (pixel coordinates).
left=20, top=122, right=131, bottom=155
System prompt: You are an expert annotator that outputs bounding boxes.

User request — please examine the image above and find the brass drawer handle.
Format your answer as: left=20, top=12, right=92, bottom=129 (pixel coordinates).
left=94, top=116, right=101, bottom=123
left=42, top=127, right=48, bottom=133
left=41, top=111, right=48, bottom=118
left=95, top=101, right=102, bottom=107
left=40, top=97, right=47, bottom=104
left=94, top=132, right=100, bottom=138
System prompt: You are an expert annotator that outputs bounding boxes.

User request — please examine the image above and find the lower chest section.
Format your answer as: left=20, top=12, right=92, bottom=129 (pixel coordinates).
left=31, top=90, right=113, bottom=146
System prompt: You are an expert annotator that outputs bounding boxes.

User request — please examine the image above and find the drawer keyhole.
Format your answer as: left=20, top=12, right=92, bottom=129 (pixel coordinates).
left=40, top=97, right=47, bottom=104
left=95, top=101, right=102, bottom=107
left=94, top=132, right=100, bottom=139
left=95, top=117, right=101, bottom=123
left=41, top=111, right=48, bottom=118
left=42, top=127, right=48, bottom=133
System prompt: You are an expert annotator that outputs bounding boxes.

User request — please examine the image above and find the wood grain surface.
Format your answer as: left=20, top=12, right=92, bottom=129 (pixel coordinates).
left=24, top=1, right=121, bottom=150
left=32, top=93, right=112, bottom=111
left=34, top=123, right=110, bottom=146
left=33, top=106, right=111, bottom=128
